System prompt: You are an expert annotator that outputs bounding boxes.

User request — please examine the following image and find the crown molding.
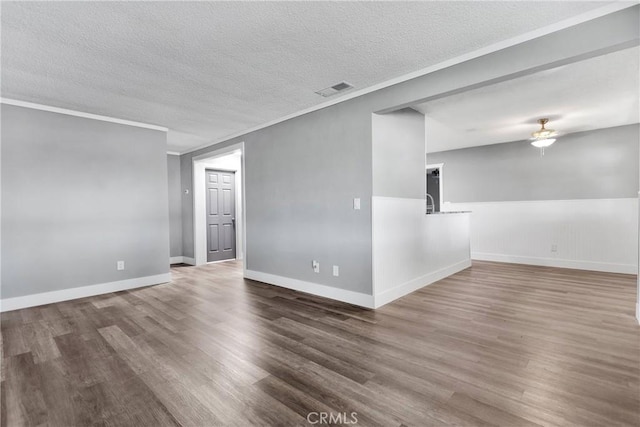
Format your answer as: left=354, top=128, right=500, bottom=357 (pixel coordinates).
left=1, top=98, right=169, bottom=132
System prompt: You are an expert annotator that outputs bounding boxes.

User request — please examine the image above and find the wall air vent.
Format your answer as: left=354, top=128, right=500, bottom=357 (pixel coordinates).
left=314, top=81, right=354, bottom=97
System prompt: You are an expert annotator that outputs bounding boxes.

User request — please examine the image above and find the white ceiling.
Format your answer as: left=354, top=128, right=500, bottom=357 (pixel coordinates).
left=1, top=1, right=619, bottom=152
left=415, top=46, right=640, bottom=153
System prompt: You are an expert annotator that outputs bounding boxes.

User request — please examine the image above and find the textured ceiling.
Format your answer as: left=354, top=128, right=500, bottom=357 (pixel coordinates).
left=1, top=1, right=615, bottom=152
left=415, top=46, right=640, bottom=153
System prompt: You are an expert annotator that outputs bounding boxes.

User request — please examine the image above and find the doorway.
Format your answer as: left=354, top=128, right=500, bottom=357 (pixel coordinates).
left=192, top=143, right=245, bottom=267
left=426, top=163, right=443, bottom=213
left=205, top=169, right=236, bottom=262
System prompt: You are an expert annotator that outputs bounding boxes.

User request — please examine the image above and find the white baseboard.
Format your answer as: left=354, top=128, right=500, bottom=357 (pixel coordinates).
left=244, top=270, right=375, bottom=308
left=374, top=259, right=472, bottom=308
left=0, top=273, right=172, bottom=312
left=472, top=252, right=637, bottom=275
left=170, top=256, right=196, bottom=265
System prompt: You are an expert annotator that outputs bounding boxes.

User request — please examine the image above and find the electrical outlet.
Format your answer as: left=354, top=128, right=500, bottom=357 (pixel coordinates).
left=312, top=260, right=320, bottom=273
left=551, top=244, right=558, bottom=253
left=333, top=265, right=339, bottom=277
left=117, top=260, right=125, bottom=270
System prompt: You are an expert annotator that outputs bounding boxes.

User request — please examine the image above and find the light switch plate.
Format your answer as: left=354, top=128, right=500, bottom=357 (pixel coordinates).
left=353, top=198, right=361, bottom=210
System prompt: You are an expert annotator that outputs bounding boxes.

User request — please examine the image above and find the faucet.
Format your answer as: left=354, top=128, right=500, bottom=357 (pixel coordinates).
left=426, top=193, right=435, bottom=214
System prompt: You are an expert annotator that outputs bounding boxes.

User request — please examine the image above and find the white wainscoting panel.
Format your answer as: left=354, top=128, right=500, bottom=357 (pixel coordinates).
left=372, top=197, right=471, bottom=308
left=444, top=198, right=638, bottom=274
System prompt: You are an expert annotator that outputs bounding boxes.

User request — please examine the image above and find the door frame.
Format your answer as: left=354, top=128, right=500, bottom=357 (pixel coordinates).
left=192, top=142, right=246, bottom=272
left=426, top=163, right=444, bottom=212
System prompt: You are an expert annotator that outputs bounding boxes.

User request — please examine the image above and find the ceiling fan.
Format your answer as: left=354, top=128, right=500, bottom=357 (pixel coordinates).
left=530, top=118, right=558, bottom=155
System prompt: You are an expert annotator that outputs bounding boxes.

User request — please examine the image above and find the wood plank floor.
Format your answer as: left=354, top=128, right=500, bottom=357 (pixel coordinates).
left=1, top=261, right=639, bottom=426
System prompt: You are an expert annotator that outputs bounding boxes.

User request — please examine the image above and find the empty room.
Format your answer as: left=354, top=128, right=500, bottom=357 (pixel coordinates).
left=1, top=2, right=639, bottom=426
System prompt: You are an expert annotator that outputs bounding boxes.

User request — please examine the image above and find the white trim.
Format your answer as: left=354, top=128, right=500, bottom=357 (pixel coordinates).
left=0, top=273, right=171, bottom=312
left=169, top=256, right=196, bottom=265
left=425, top=163, right=444, bottom=169
left=206, top=258, right=237, bottom=265
left=636, top=303, right=640, bottom=325
left=371, top=195, right=377, bottom=304
left=167, top=151, right=181, bottom=156
left=374, top=259, right=472, bottom=309
left=170, top=256, right=195, bottom=265
left=191, top=146, right=243, bottom=162
left=244, top=270, right=375, bottom=309
left=449, top=197, right=635, bottom=205
left=472, top=252, right=637, bottom=275
left=179, top=2, right=634, bottom=155
left=240, top=146, right=247, bottom=277
left=0, top=98, right=169, bottom=132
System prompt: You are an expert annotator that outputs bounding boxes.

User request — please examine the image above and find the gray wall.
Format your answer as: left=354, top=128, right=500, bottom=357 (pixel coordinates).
left=372, top=109, right=426, bottom=199
left=182, top=103, right=374, bottom=293
left=1, top=105, right=170, bottom=299
left=179, top=7, right=638, bottom=296
left=167, top=154, right=183, bottom=258
left=428, top=124, right=639, bottom=202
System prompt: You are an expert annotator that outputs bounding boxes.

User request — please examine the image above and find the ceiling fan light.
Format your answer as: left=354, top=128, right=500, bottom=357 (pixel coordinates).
left=531, top=138, right=556, bottom=148
left=531, top=129, right=556, bottom=139
left=531, top=118, right=557, bottom=140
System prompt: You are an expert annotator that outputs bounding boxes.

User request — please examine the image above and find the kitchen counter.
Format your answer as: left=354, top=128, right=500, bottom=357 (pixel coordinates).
left=426, top=211, right=471, bottom=215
